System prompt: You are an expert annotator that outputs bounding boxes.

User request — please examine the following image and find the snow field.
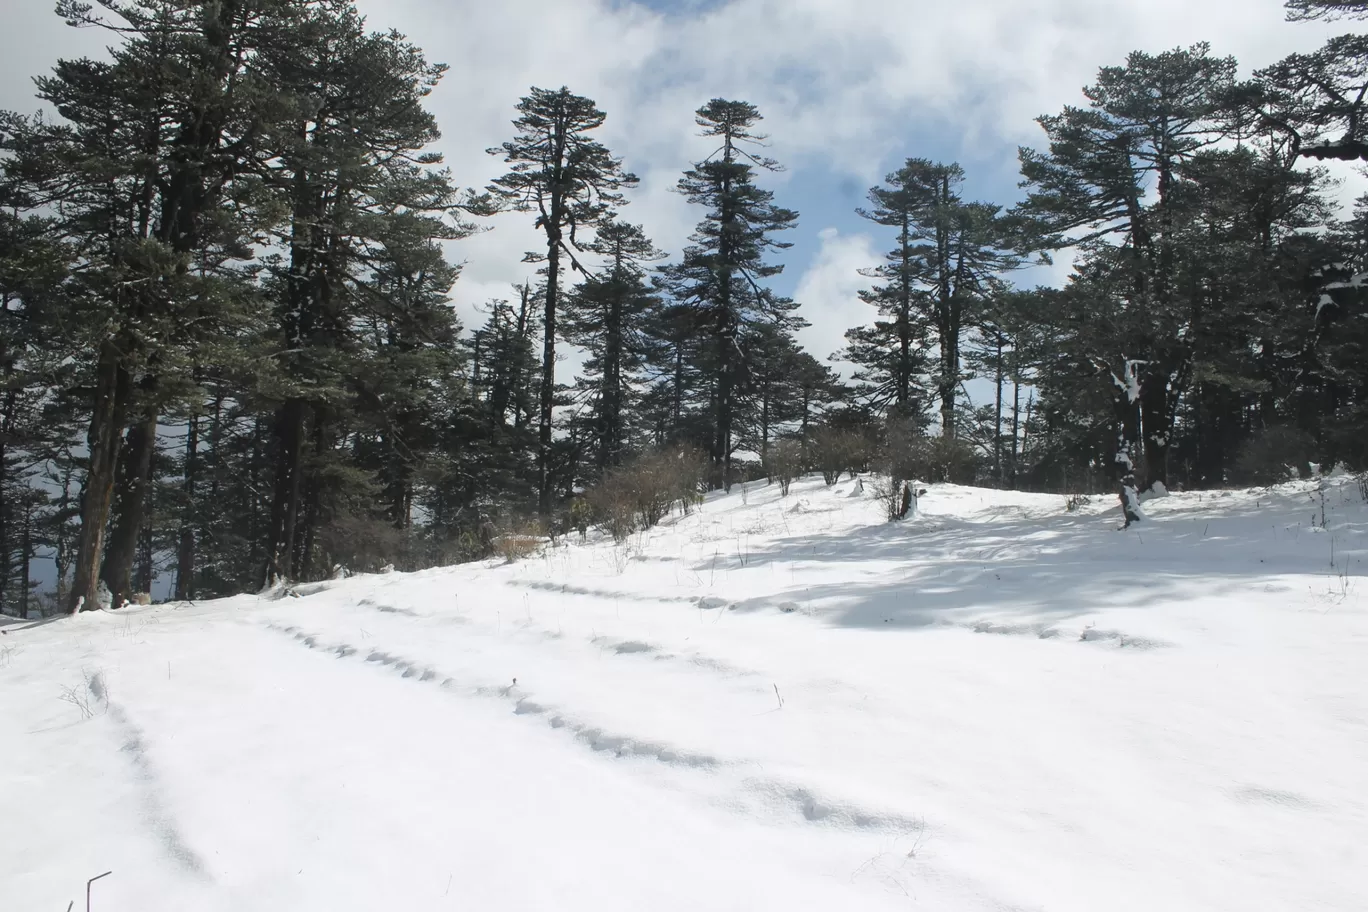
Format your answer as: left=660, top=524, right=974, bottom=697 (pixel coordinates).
left=3, top=475, right=1366, bottom=910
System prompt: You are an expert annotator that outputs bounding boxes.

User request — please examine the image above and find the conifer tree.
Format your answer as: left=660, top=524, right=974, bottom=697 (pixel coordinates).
left=258, top=5, right=472, bottom=584
left=489, top=87, right=637, bottom=515
left=563, top=220, right=664, bottom=473
left=1285, top=0, right=1368, bottom=20
left=4, top=0, right=304, bottom=609
left=657, top=100, right=801, bottom=488
left=1015, top=44, right=1238, bottom=513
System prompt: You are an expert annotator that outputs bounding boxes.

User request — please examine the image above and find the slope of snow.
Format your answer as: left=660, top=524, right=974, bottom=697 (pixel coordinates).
left=3, top=477, right=1367, bottom=911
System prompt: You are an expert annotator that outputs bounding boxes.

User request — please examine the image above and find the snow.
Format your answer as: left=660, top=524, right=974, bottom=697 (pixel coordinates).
left=1142, top=479, right=1169, bottom=499
left=1109, top=358, right=1144, bottom=404
left=4, top=477, right=1368, bottom=911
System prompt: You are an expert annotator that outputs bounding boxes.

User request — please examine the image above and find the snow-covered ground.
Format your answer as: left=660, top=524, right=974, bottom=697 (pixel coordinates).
left=4, top=476, right=1367, bottom=911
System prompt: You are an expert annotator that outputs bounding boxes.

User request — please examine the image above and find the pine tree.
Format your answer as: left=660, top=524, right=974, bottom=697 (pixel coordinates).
left=656, top=99, right=801, bottom=489
left=258, top=5, right=472, bottom=584
left=845, top=160, right=1021, bottom=437
left=844, top=163, right=933, bottom=420
left=0, top=206, right=73, bottom=616
left=488, top=87, right=637, bottom=515
left=1285, top=0, right=1368, bottom=20
left=1015, top=44, right=1238, bottom=516
left=3, top=0, right=306, bottom=609
left=563, top=220, right=664, bottom=474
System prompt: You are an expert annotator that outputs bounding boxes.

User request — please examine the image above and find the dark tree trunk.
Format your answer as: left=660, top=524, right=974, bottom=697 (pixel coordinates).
left=539, top=229, right=559, bottom=516
left=1140, top=376, right=1172, bottom=492
left=18, top=499, right=31, bottom=620
left=672, top=343, right=684, bottom=429
left=994, top=335, right=1005, bottom=486
left=716, top=311, right=734, bottom=490
left=760, top=378, right=771, bottom=464
left=102, top=404, right=158, bottom=608
left=1010, top=357, right=1022, bottom=489
left=135, top=483, right=154, bottom=596
left=175, top=411, right=199, bottom=600
left=897, top=214, right=913, bottom=412
left=70, top=343, right=131, bottom=612
left=266, top=398, right=306, bottom=585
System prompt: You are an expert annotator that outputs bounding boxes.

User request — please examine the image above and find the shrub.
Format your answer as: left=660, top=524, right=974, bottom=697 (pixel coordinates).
left=809, top=427, right=870, bottom=485
left=492, top=530, right=544, bottom=563
left=585, top=472, right=638, bottom=542
left=318, top=514, right=409, bottom=575
left=763, top=440, right=805, bottom=495
left=883, top=419, right=978, bottom=485
left=584, top=445, right=708, bottom=541
left=870, top=477, right=924, bottom=522
left=1234, top=426, right=1314, bottom=486
left=486, top=517, right=547, bottom=563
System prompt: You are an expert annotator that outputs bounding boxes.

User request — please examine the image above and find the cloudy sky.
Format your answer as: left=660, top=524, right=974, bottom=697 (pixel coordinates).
left=2, top=0, right=1362, bottom=376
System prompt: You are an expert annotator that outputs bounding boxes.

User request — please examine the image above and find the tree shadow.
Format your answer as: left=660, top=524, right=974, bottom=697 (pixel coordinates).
left=700, top=482, right=1367, bottom=632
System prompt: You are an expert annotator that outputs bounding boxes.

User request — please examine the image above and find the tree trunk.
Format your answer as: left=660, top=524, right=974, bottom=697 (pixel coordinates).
left=175, top=411, right=199, bottom=600
left=1114, top=381, right=1144, bottom=528
left=101, top=405, right=158, bottom=608
left=69, top=343, right=131, bottom=612
left=1010, top=368, right=1022, bottom=489
left=266, top=398, right=306, bottom=586
left=716, top=311, right=734, bottom=491
left=1140, top=376, right=1172, bottom=492
left=994, top=335, right=1004, bottom=486
left=18, top=499, right=31, bottom=620
left=539, top=231, right=560, bottom=515
left=760, top=377, right=771, bottom=465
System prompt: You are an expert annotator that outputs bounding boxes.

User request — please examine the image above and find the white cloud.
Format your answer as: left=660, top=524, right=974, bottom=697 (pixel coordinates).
left=792, top=228, right=879, bottom=374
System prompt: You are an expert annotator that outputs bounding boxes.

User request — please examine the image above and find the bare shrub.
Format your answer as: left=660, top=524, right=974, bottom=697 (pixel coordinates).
left=870, top=477, right=902, bottom=522
left=492, top=519, right=546, bottom=563
left=870, top=477, right=924, bottom=522
left=585, top=445, right=708, bottom=541
left=1065, top=493, right=1092, bottom=512
left=59, top=671, right=105, bottom=720
left=764, top=440, right=805, bottom=495
left=809, top=427, right=870, bottom=485
left=585, top=473, right=638, bottom=542
left=884, top=419, right=977, bottom=485
left=318, top=514, right=409, bottom=575
left=1234, top=426, right=1314, bottom=486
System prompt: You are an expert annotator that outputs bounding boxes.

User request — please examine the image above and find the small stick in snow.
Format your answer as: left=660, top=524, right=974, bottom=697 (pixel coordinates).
left=773, top=684, right=784, bottom=710
left=87, top=871, right=111, bottom=912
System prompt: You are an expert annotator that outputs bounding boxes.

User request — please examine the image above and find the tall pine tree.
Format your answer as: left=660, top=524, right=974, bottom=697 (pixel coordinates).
left=488, top=87, right=637, bottom=515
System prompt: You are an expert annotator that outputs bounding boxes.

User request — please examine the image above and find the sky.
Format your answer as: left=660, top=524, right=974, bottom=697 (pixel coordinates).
left=2, top=0, right=1364, bottom=384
